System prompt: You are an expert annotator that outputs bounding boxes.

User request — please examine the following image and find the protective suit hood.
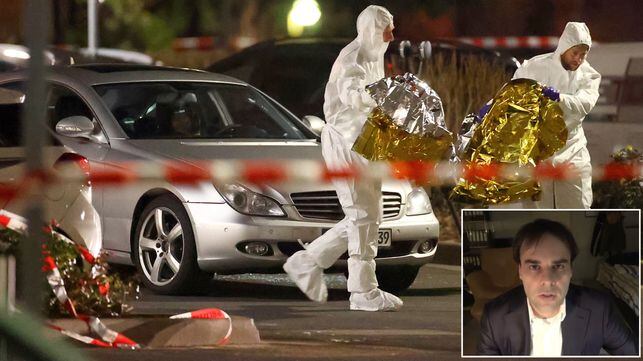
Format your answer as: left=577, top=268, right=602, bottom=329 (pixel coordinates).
left=355, top=5, right=393, bottom=62
left=323, top=5, right=393, bottom=145
left=554, top=22, right=592, bottom=57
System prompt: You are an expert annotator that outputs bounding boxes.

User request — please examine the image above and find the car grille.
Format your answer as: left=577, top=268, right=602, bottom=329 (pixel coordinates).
left=290, top=191, right=402, bottom=221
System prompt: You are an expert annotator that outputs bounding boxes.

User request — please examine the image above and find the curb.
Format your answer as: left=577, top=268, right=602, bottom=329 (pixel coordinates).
left=47, top=316, right=260, bottom=348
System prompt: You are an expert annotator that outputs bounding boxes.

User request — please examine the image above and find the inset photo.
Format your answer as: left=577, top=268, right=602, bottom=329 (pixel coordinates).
left=461, top=209, right=640, bottom=357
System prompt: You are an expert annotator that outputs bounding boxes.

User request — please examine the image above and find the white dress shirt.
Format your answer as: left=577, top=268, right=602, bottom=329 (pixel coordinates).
left=527, top=299, right=567, bottom=357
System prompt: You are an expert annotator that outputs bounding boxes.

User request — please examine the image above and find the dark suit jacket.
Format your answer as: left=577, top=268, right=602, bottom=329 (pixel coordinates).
left=477, top=284, right=637, bottom=355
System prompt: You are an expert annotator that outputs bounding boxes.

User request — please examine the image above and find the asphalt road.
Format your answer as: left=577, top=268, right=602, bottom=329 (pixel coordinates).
left=80, top=263, right=462, bottom=361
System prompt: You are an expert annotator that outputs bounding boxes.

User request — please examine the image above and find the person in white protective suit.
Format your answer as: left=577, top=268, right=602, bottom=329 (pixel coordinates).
left=495, top=22, right=601, bottom=209
left=283, top=5, right=403, bottom=311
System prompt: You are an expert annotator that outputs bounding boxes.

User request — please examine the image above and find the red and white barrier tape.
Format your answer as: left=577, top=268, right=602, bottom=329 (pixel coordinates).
left=0, top=160, right=640, bottom=198
left=172, top=36, right=221, bottom=51
left=0, top=210, right=28, bottom=233
left=170, top=308, right=232, bottom=345
left=21, top=160, right=643, bottom=189
left=42, top=230, right=140, bottom=349
left=0, top=210, right=140, bottom=349
left=0, top=210, right=232, bottom=349
left=172, top=36, right=215, bottom=51
left=458, top=36, right=559, bottom=49
left=172, top=35, right=559, bottom=51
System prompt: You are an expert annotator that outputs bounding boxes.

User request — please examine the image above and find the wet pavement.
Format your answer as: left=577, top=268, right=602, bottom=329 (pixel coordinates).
left=82, top=263, right=462, bottom=361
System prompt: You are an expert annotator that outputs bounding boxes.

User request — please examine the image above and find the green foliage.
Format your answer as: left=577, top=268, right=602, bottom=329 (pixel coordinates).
left=0, top=228, right=21, bottom=255
left=100, top=0, right=176, bottom=51
left=192, top=0, right=221, bottom=35
left=90, top=0, right=225, bottom=52
left=43, top=229, right=139, bottom=317
left=0, top=225, right=137, bottom=317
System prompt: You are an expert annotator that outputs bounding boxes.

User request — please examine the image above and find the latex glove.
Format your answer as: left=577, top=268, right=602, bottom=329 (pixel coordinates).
left=542, top=86, right=560, bottom=102
left=475, top=103, right=491, bottom=122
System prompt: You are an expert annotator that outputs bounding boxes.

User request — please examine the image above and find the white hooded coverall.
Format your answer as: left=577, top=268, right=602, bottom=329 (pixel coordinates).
left=284, top=5, right=401, bottom=310
left=312, top=3, right=391, bottom=292
left=508, top=22, right=601, bottom=209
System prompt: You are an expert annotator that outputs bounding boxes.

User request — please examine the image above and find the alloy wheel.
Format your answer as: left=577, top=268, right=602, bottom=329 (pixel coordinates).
left=137, top=207, right=185, bottom=286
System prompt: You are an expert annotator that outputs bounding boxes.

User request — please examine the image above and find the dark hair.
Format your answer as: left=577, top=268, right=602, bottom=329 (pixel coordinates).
left=512, top=219, right=578, bottom=264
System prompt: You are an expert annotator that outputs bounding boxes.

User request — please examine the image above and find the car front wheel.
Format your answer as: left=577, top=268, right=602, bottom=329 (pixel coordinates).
left=134, top=195, right=211, bottom=294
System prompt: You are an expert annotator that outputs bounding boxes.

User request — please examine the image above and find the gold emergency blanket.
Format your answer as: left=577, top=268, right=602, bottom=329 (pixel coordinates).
left=352, top=73, right=454, bottom=162
left=451, top=78, right=568, bottom=204
left=353, top=107, right=454, bottom=161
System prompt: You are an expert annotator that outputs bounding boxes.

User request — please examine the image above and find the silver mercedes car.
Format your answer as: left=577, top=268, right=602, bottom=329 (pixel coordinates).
left=0, top=65, right=439, bottom=295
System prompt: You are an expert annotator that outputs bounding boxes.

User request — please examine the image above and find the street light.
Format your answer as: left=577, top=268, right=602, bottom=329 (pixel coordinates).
left=287, top=0, right=321, bottom=37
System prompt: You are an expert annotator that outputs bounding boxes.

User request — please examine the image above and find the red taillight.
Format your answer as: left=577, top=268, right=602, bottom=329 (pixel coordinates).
left=54, top=153, right=90, bottom=177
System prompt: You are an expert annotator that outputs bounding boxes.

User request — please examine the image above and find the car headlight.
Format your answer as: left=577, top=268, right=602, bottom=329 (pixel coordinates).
left=405, top=187, right=432, bottom=216
left=218, top=183, right=285, bottom=217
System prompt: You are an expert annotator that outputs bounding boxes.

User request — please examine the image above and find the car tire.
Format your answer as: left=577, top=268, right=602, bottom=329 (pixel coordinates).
left=375, top=265, right=420, bottom=293
left=133, top=194, right=211, bottom=295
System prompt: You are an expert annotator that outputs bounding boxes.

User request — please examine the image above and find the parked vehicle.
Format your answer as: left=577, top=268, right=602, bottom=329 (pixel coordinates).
left=207, top=37, right=519, bottom=121
left=0, top=64, right=440, bottom=294
left=0, top=43, right=157, bottom=73
left=0, top=95, right=101, bottom=255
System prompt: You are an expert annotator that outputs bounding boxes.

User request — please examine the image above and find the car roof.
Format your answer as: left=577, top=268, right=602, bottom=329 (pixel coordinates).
left=220, top=38, right=347, bottom=60
left=1, top=63, right=247, bottom=86
left=243, top=37, right=348, bottom=48
left=272, top=37, right=350, bottom=47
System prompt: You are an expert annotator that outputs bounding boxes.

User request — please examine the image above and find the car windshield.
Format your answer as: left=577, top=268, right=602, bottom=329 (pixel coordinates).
left=93, top=82, right=311, bottom=140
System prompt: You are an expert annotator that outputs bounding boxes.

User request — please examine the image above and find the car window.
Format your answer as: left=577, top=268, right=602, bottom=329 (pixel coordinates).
left=211, top=84, right=307, bottom=139
left=0, top=60, right=21, bottom=73
left=94, top=82, right=312, bottom=140
left=250, top=47, right=335, bottom=118
left=95, top=82, right=225, bottom=139
left=0, top=83, right=25, bottom=104
left=0, top=82, right=27, bottom=147
left=0, top=81, right=62, bottom=147
left=208, top=51, right=263, bottom=82
left=0, top=103, right=23, bottom=147
left=46, top=84, right=95, bottom=129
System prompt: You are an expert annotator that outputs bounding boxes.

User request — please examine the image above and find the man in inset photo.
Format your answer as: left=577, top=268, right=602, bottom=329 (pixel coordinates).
left=477, top=219, right=637, bottom=356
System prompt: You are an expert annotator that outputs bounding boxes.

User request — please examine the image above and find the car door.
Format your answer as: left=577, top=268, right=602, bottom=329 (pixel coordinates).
left=0, top=82, right=72, bottom=213
left=44, top=83, right=112, bottom=212
left=0, top=87, right=27, bottom=210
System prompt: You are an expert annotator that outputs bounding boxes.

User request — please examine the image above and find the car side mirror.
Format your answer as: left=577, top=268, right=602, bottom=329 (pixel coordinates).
left=302, top=115, right=325, bottom=136
left=55, top=114, right=100, bottom=139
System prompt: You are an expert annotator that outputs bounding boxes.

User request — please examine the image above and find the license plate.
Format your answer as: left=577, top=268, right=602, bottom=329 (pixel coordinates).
left=319, top=228, right=392, bottom=248
left=377, top=229, right=392, bottom=248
